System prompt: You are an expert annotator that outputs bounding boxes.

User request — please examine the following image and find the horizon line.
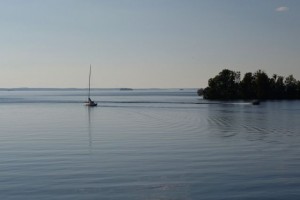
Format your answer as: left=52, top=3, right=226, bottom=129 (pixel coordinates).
left=0, top=87, right=198, bottom=90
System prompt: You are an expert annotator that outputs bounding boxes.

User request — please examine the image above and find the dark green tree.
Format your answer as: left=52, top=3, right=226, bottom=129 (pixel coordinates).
left=240, top=72, right=255, bottom=99
left=203, top=78, right=220, bottom=99
left=297, top=81, right=300, bottom=98
left=254, top=70, right=270, bottom=99
left=200, top=69, right=300, bottom=100
left=197, top=88, right=204, bottom=96
left=274, top=76, right=285, bottom=99
left=285, top=75, right=297, bottom=99
left=203, top=69, right=240, bottom=99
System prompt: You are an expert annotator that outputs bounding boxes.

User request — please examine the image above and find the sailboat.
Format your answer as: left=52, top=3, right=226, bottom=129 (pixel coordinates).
left=86, top=65, right=97, bottom=107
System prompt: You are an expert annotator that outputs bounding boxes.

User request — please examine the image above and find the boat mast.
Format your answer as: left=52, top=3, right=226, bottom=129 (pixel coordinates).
left=88, top=64, right=91, bottom=99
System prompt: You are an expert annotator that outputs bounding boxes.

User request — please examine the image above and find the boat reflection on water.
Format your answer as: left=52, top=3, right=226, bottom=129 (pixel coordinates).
left=87, top=106, right=93, bottom=151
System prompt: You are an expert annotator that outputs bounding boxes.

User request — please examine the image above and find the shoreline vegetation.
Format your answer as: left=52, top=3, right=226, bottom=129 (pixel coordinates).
left=198, top=69, right=300, bottom=100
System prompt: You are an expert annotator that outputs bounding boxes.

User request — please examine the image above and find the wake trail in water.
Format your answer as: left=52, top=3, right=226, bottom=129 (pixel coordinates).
left=0, top=99, right=253, bottom=106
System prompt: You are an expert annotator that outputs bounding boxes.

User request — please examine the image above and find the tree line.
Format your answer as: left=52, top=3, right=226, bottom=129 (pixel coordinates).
left=199, top=69, right=300, bottom=100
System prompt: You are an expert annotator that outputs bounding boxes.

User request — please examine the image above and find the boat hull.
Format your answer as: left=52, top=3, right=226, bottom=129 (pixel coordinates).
left=252, top=100, right=260, bottom=105
left=86, top=102, right=97, bottom=107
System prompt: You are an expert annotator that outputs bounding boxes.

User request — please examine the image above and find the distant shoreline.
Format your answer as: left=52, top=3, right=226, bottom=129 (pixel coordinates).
left=0, top=88, right=198, bottom=91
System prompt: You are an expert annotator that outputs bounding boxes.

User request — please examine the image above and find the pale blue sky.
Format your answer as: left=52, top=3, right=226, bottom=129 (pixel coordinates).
left=0, top=0, right=299, bottom=88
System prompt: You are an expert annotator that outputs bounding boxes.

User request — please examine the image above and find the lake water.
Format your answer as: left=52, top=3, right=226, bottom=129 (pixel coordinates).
left=0, top=89, right=300, bottom=200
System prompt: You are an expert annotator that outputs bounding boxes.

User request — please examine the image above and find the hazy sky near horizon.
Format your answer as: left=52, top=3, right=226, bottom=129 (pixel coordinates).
left=1, top=0, right=300, bottom=88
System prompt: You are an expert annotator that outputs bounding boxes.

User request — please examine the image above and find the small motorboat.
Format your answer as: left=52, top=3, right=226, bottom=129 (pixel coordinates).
left=252, top=100, right=260, bottom=105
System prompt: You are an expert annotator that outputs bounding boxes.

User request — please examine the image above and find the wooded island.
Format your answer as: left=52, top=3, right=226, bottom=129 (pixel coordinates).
left=199, top=69, right=300, bottom=100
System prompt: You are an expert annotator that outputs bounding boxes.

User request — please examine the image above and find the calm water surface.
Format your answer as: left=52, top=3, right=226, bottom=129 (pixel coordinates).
left=0, top=89, right=300, bottom=199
